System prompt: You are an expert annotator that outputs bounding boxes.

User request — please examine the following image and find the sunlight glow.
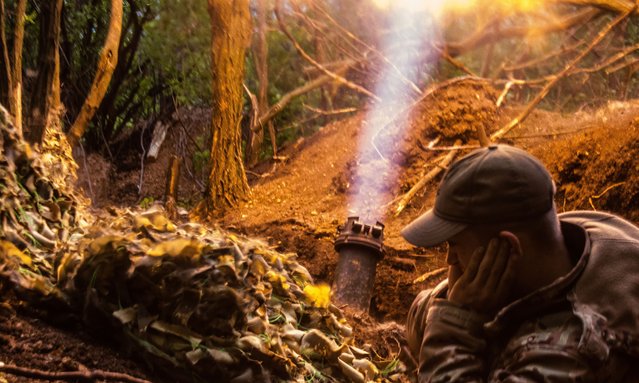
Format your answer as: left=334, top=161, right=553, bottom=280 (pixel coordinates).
left=371, top=0, right=544, bottom=14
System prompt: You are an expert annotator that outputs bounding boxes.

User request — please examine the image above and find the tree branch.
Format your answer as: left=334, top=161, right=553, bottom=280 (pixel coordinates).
left=553, top=0, right=639, bottom=14
left=306, top=0, right=422, bottom=96
left=444, top=8, right=601, bottom=57
left=274, top=0, right=379, bottom=102
left=491, top=5, right=636, bottom=141
left=395, top=140, right=462, bottom=216
left=0, top=363, right=152, bottom=383
left=255, top=61, right=354, bottom=128
left=502, top=40, right=585, bottom=72
left=67, top=0, right=123, bottom=146
left=0, top=0, right=13, bottom=111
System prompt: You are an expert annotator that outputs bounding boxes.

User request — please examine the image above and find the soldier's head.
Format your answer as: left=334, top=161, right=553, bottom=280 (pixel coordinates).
left=401, top=144, right=560, bottom=270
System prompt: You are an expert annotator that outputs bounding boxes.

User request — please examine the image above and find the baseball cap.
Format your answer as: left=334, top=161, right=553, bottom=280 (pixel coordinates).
left=401, top=144, right=555, bottom=247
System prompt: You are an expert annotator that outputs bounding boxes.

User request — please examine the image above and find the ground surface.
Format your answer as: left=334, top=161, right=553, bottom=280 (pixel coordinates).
left=6, top=80, right=639, bottom=382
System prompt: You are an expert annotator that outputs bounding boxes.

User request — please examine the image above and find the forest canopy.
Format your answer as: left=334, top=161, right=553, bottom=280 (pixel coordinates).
left=1, top=0, right=638, bottom=209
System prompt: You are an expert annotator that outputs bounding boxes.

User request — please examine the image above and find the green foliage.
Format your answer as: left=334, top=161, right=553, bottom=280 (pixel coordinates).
left=140, top=0, right=212, bottom=106
left=139, top=196, right=154, bottom=209
left=192, top=148, right=211, bottom=175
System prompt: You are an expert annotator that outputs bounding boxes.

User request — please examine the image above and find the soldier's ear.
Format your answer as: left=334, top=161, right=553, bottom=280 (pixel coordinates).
left=499, top=231, right=522, bottom=258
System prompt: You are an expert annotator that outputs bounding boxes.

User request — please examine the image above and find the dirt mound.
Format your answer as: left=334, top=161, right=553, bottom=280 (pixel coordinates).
left=395, top=79, right=500, bottom=193
left=533, top=110, right=639, bottom=222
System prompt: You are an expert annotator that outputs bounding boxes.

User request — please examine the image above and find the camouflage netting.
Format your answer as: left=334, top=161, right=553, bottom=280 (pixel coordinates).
left=0, top=106, right=405, bottom=382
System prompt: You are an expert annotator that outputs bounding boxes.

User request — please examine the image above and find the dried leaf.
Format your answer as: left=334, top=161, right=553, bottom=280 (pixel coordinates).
left=0, top=240, right=32, bottom=266
left=147, top=238, right=203, bottom=259
left=113, top=307, right=137, bottom=324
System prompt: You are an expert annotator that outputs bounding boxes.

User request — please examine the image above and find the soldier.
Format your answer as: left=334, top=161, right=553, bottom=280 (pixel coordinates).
left=403, top=144, right=639, bottom=382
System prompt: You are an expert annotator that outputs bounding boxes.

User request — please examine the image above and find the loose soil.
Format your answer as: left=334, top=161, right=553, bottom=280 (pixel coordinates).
left=7, top=80, right=639, bottom=382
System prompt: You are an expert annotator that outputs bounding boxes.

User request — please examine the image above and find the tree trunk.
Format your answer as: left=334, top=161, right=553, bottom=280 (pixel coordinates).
left=246, top=0, right=268, bottom=167
left=27, top=0, right=62, bottom=144
left=67, top=0, right=123, bottom=146
left=0, top=0, right=12, bottom=110
left=198, top=0, right=250, bottom=214
left=11, top=0, right=26, bottom=135
left=164, top=155, right=181, bottom=220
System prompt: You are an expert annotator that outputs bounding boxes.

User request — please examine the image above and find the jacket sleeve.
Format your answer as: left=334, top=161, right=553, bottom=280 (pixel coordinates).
left=417, top=299, right=489, bottom=382
left=417, top=300, right=602, bottom=383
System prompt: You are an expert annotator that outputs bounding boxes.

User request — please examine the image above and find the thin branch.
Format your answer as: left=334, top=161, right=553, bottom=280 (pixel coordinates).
left=437, top=45, right=477, bottom=76
left=255, top=61, right=353, bottom=128
left=491, top=6, right=635, bottom=141
left=496, top=81, right=514, bottom=107
left=605, top=55, right=639, bottom=74
left=591, top=181, right=625, bottom=199
left=553, top=0, right=638, bottom=14
left=508, top=124, right=597, bottom=139
left=274, top=0, right=379, bottom=102
left=413, top=267, right=447, bottom=284
left=444, top=8, right=601, bottom=57
left=303, top=104, right=358, bottom=115
left=502, top=40, right=585, bottom=72
left=395, top=139, right=462, bottom=217
left=578, top=42, right=639, bottom=73
left=0, top=0, right=13, bottom=109
left=426, top=143, right=480, bottom=151
left=307, top=0, right=422, bottom=96
left=0, top=363, right=152, bottom=383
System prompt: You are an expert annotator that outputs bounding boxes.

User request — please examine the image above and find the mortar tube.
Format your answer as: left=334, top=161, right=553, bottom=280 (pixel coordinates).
left=333, top=217, right=384, bottom=313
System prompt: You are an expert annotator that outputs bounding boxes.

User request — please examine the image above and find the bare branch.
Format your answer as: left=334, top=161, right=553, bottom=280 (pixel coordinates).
left=436, top=45, right=477, bottom=76
left=0, top=0, right=13, bottom=113
left=502, top=40, right=585, bottom=72
left=491, top=5, right=636, bottom=140
left=274, top=0, right=379, bottom=101
left=553, top=0, right=638, bottom=14
left=307, top=1, right=422, bottom=96
left=255, top=60, right=354, bottom=128
left=395, top=139, right=462, bottom=216
left=0, top=363, right=152, bottom=383
left=444, top=8, right=601, bottom=57
left=303, top=104, right=358, bottom=115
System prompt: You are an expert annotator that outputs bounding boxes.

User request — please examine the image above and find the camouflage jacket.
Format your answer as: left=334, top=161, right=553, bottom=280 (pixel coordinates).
left=406, top=211, right=639, bottom=382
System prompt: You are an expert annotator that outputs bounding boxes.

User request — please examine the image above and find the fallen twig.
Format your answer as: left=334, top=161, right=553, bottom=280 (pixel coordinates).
left=509, top=125, right=598, bottom=139
left=426, top=143, right=478, bottom=151
left=491, top=6, right=636, bottom=141
left=413, top=267, right=447, bottom=284
left=0, top=362, right=152, bottom=383
left=496, top=81, right=514, bottom=107
left=395, top=139, right=462, bottom=216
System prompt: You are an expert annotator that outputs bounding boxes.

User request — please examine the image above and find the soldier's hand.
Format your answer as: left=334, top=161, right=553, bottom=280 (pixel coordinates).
left=447, top=232, right=521, bottom=316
